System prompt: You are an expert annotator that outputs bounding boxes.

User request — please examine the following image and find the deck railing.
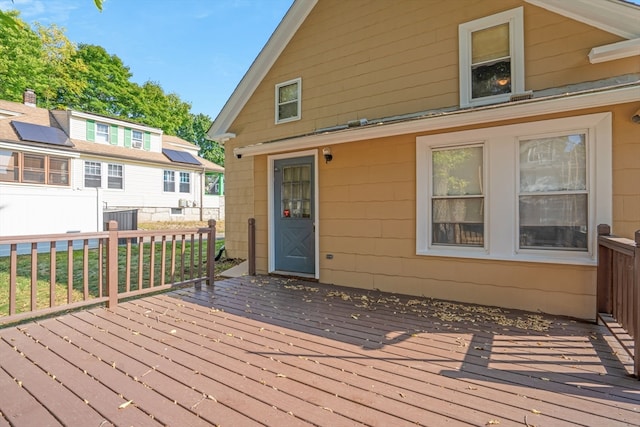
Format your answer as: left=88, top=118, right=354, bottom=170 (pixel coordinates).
left=0, top=219, right=216, bottom=326
left=596, top=224, right=640, bottom=377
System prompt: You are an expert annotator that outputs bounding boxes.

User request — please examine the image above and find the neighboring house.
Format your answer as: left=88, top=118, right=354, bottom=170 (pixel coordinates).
left=207, top=0, right=640, bottom=319
left=0, top=92, right=224, bottom=237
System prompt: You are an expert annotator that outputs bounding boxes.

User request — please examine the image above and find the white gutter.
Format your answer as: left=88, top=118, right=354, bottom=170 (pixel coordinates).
left=234, top=83, right=640, bottom=158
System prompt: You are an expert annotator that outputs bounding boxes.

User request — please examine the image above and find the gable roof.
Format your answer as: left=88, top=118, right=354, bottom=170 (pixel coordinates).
left=206, top=0, right=640, bottom=142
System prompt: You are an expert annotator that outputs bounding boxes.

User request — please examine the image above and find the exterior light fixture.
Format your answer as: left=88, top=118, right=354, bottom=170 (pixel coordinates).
left=322, top=147, right=333, bottom=163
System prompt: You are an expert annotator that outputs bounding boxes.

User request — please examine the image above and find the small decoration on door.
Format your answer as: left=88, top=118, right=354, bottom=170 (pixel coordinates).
left=283, top=209, right=291, bottom=217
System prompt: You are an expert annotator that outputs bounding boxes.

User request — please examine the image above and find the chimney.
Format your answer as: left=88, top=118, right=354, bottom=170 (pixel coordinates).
left=23, top=89, right=36, bottom=107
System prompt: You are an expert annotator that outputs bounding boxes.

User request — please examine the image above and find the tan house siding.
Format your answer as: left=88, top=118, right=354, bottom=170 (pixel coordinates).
left=612, top=102, right=640, bottom=238
left=228, top=0, right=636, bottom=148
left=223, top=150, right=255, bottom=257
left=219, top=0, right=639, bottom=318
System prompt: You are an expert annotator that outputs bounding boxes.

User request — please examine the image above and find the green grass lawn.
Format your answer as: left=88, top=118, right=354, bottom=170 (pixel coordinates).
left=0, top=239, right=229, bottom=317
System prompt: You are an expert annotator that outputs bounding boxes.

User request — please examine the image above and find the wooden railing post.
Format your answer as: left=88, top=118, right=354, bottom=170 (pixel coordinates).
left=106, top=220, right=119, bottom=309
left=634, top=230, right=640, bottom=378
left=207, top=219, right=216, bottom=286
left=597, top=224, right=612, bottom=316
left=248, top=218, right=256, bottom=276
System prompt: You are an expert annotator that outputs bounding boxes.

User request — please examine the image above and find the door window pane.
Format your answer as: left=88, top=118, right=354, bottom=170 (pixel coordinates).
left=281, top=165, right=311, bottom=218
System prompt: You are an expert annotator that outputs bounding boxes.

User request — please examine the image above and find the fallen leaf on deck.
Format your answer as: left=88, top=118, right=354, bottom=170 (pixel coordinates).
left=486, top=420, right=500, bottom=425
left=531, top=409, right=541, bottom=414
left=118, top=400, right=133, bottom=409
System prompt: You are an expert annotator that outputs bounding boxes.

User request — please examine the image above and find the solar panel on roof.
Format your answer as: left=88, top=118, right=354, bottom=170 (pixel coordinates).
left=11, top=121, right=72, bottom=147
left=162, top=148, right=201, bottom=165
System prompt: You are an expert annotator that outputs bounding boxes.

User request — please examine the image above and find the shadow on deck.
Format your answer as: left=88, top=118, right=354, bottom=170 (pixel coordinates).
left=1, top=275, right=639, bottom=426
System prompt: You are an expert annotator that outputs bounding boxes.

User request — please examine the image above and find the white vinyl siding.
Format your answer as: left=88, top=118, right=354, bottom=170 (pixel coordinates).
left=416, top=113, right=611, bottom=265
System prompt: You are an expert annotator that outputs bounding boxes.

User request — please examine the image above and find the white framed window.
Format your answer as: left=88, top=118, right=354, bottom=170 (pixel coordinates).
left=458, top=7, right=524, bottom=108
left=275, top=78, right=301, bottom=124
left=96, top=123, right=110, bottom=143
left=163, top=170, right=175, bottom=192
left=84, top=161, right=102, bottom=188
left=107, top=164, right=124, bottom=189
left=179, top=171, right=190, bottom=193
left=132, top=130, right=143, bottom=148
left=170, top=207, right=184, bottom=216
left=416, top=113, right=611, bottom=265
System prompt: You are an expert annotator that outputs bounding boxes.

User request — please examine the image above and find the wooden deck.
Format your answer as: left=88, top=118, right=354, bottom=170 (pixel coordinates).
left=1, top=276, right=639, bottom=426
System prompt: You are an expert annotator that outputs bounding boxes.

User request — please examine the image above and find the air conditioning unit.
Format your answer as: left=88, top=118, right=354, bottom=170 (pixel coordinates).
left=132, top=140, right=142, bottom=148
left=178, top=199, right=187, bottom=207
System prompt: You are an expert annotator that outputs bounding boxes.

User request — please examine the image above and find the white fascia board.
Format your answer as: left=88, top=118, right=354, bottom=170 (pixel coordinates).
left=589, top=38, right=640, bottom=63
left=525, top=0, right=640, bottom=39
left=70, top=111, right=163, bottom=134
left=0, top=141, right=80, bottom=157
left=206, top=0, right=318, bottom=140
left=234, top=84, right=640, bottom=157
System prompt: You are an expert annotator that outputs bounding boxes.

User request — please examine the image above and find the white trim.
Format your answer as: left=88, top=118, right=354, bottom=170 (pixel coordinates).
left=275, top=77, right=302, bottom=124
left=207, top=0, right=318, bottom=139
left=234, top=84, right=639, bottom=158
left=525, top=0, right=640, bottom=40
left=458, top=7, right=524, bottom=108
left=0, top=142, right=79, bottom=158
left=416, top=112, right=612, bottom=265
left=589, top=38, right=640, bottom=63
left=267, top=149, right=319, bottom=279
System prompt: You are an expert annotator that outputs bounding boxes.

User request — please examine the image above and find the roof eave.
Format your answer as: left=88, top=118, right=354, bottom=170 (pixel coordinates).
left=206, top=0, right=318, bottom=141
left=524, top=0, right=640, bottom=39
left=233, top=83, right=640, bottom=158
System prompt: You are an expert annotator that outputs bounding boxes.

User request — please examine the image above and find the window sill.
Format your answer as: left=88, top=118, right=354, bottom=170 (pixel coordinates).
left=416, top=247, right=597, bottom=266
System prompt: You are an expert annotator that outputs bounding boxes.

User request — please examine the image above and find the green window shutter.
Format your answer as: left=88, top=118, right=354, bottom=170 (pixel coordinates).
left=124, top=128, right=132, bottom=147
left=109, top=124, right=118, bottom=145
left=86, top=120, right=95, bottom=141
left=219, top=174, right=224, bottom=195
left=143, top=131, right=151, bottom=151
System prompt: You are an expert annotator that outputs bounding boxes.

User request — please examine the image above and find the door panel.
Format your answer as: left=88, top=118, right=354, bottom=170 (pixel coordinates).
left=274, top=156, right=315, bottom=274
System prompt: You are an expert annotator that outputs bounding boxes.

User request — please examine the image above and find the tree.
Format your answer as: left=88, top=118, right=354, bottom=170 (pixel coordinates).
left=58, top=44, right=139, bottom=117
left=35, top=23, right=87, bottom=109
left=0, top=11, right=46, bottom=103
left=177, top=113, right=224, bottom=166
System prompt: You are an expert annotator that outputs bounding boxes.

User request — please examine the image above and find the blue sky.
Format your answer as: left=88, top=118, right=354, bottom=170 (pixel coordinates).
left=0, top=0, right=294, bottom=119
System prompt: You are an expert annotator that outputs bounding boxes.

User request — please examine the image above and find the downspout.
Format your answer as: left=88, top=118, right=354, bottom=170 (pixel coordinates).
left=200, top=167, right=205, bottom=221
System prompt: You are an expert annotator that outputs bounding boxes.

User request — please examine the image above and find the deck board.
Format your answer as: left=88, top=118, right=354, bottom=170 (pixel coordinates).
left=1, top=275, right=640, bottom=426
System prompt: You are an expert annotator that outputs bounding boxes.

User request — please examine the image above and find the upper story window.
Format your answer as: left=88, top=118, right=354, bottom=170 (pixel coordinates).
left=96, top=123, right=110, bottom=143
left=0, top=150, right=69, bottom=186
left=132, top=130, right=143, bottom=148
left=458, top=7, right=524, bottom=108
left=275, top=78, right=301, bottom=124
left=179, top=172, right=190, bottom=193
left=416, top=113, right=611, bottom=265
left=163, top=170, right=175, bottom=192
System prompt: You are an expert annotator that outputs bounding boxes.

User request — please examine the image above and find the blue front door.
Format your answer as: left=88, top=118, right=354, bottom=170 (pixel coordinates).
left=274, top=156, right=315, bottom=274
